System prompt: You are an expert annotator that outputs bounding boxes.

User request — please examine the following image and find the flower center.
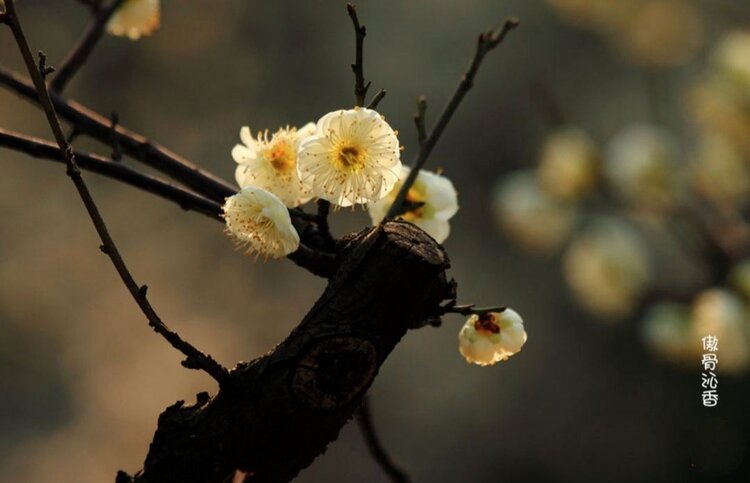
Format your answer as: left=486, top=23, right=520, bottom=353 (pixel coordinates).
left=267, top=142, right=295, bottom=173
left=474, top=313, right=500, bottom=334
left=335, top=144, right=366, bottom=172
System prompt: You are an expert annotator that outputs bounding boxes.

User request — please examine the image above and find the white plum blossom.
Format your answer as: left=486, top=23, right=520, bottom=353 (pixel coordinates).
left=690, top=289, right=750, bottom=374
left=222, top=186, right=300, bottom=259
left=562, top=218, right=651, bottom=319
left=233, top=123, right=316, bottom=208
left=536, top=126, right=599, bottom=201
left=491, top=171, right=577, bottom=255
left=604, top=123, right=682, bottom=211
left=712, top=30, right=750, bottom=103
left=690, top=133, right=750, bottom=210
left=107, top=0, right=160, bottom=40
left=641, top=302, right=693, bottom=364
left=297, top=108, right=401, bottom=207
left=367, top=166, right=458, bottom=243
left=458, top=309, right=527, bottom=366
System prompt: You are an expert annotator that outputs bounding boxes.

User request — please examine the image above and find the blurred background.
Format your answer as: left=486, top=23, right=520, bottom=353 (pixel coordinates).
left=1, top=0, right=749, bottom=481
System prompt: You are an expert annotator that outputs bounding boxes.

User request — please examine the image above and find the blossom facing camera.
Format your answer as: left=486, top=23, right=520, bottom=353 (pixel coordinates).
left=297, top=108, right=402, bottom=207
left=458, top=309, right=527, bottom=366
left=367, top=166, right=458, bottom=243
left=222, top=186, right=300, bottom=259
left=233, top=123, right=316, bottom=208
left=107, top=0, right=161, bottom=40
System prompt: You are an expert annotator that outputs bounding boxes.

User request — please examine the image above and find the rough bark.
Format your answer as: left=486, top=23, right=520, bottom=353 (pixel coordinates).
left=116, top=220, right=454, bottom=483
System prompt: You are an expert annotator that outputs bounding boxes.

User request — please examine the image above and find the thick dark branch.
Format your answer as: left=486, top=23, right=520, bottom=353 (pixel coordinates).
left=0, top=128, right=223, bottom=220
left=386, top=18, right=519, bottom=219
left=347, top=3, right=370, bottom=107
left=118, top=221, right=453, bottom=483
left=50, top=0, right=124, bottom=93
left=356, top=397, right=411, bottom=483
left=0, top=66, right=237, bottom=203
left=3, top=0, right=230, bottom=386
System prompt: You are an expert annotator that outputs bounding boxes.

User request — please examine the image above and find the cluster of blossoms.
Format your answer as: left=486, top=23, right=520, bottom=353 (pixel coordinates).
left=547, top=0, right=704, bottom=67
left=491, top=27, right=750, bottom=374
left=105, top=0, right=517, bottom=367
left=223, top=107, right=459, bottom=257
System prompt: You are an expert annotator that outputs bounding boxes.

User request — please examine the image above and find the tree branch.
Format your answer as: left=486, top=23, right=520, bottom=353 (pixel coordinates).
left=0, top=66, right=238, bottom=203
left=366, top=88, right=387, bottom=110
left=356, top=396, right=411, bottom=483
left=385, top=17, right=519, bottom=220
left=117, top=221, right=453, bottom=483
left=0, top=128, right=224, bottom=220
left=347, top=3, right=370, bottom=107
left=50, top=0, right=124, bottom=93
left=3, top=0, right=231, bottom=386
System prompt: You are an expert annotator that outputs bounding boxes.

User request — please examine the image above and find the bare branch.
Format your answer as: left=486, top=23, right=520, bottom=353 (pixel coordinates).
left=2, top=0, right=230, bottom=386
left=347, top=3, right=370, bottom=107
left=385, top=17, right=519, bottom=220
left=0, top=128, right=223, bottom=220
left=356, top=397, right=411, bottom=483
left=51, top=0, right=124, bottom=93
left=366, top=88, right=387, bottom=110
left=413, top=95, right=427, bottom=146
left=0, top=66, right=238, bottom=203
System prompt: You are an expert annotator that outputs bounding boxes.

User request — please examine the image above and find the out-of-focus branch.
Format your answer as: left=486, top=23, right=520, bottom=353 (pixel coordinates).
left=386, top=17, right=519, bottom=220
left=356, top=396, right=411, bottom=483
left=3, top=0, right=231, bottom=386
left=50, top=0, right=124, bottom=93
left=0, top=128, right=223, bottom=220
left=347, top=3, right=370, bottom=107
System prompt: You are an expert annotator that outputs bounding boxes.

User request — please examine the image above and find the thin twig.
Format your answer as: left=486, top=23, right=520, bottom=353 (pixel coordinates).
left=356, top=397, right=411, bottom=483
left=413, top=95, right=427, bottom=146
left=385, top=18, right=519, bottom=220
left=366, top=88, right=387, bottom=110
left=347, top=3, right=370, bottom=107
left=51, top=0, right=124, bottom=93
left=0, top=128, right=223, bottom=220
left=441, top=303, right=507, bottom=316
left=3, top=0, right=231, bottom=386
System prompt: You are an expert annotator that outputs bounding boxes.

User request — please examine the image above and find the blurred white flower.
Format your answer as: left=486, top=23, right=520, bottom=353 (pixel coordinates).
left=233, top=123, right=316, bottom=208
left=222, top=186, right=300, bottom=259
left=297, top=108, right=401, bottom=207
left=367, top=166, right=458, bottom=243
left=730, top=259, right=750, bottom=301
left=563, top=218, right=651, bottom=319
left=690, top=133, right=750, bottom=210
left=691, top=289, right=750, bottom=374
left=537, top=126, right=599, bottom=201
left=604, top=123, right=682, bottom=211
left=619, top=0, right=703, bottom=67
left=492, top=171, right=577, bottom=254
left=712, top=30, right=750, bottom=104
left=458, top=309, right=527, bottom=366
left=641, top=302, right=693, bottom=363
left=107, top=0, right=160, bottom=40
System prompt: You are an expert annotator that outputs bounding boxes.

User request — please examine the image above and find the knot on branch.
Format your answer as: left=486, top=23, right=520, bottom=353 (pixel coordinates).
left=293, top=337, right=377, bottom=410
